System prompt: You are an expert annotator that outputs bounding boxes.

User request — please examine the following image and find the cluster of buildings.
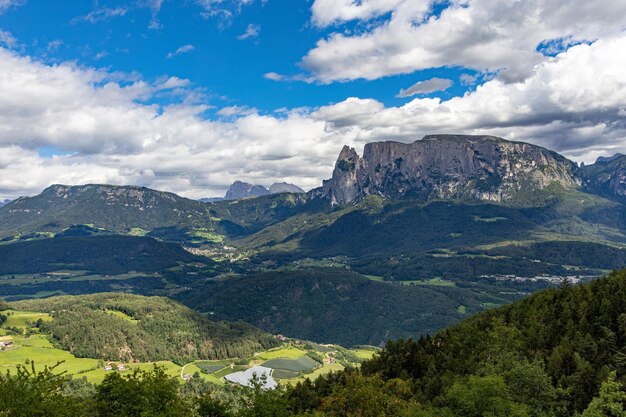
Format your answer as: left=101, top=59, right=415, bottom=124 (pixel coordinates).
left=103, top=362, right=126, bottom=371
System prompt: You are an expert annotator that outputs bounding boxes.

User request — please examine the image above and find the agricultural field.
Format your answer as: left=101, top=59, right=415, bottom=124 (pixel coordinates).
left=262, top=356, right=318, bottom=372
left=0, top=308, right=374, bottom=388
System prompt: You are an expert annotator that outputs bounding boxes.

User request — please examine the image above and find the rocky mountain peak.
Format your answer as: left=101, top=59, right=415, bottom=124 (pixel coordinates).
left=224, top=181, right=304, bottom=200
left=321, top=135, right=581, bottom=205
left=268, top=182, right=305, bottom=194
left=225, top=181, right=270, bottom=200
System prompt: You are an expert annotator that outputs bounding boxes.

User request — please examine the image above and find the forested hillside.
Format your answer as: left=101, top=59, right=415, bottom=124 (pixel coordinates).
left=0, top=235, right=206, bottom=275
left=177, top=268, right=522, bottom=346
left=10, top=293, right=277, bottom=364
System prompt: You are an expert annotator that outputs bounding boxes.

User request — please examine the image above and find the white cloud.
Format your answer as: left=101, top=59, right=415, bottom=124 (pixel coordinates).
left=167, top=44, right=195, bottom=59
left=217, top=105, right=257, bottom=117
left=94, top=51, right=109, bottom=61
left=72, top=7, right=128, bottom=24
left=136, top=0, right=165, bottom=29
left=304, top=0, right=626, bottom=83
left=0, top=0, right=24, bottom=14
left=0, top=29, right=16, bottom=48
left=0, top=34, right=625, bottom=199
left=197, top=0, right=260, bottom=24
left=264, top=72, right=286, bottom=82
left=397, top=78, right=452, bottom=97
left=311, top=0, right=407, bottom=27
left=237, top=23, right=260, bottom=40
left=459, top=73, right=477, bottom=86
left=46, top=39, right=63, bottom=52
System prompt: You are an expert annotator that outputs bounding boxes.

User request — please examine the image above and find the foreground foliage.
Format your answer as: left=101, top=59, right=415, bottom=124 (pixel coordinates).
left=7, top=270, right=626, bottom=415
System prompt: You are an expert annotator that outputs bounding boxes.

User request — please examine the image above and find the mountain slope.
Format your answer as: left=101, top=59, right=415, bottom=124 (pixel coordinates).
left=177, top=268, right=523, bottom=346
left=0, top=184, right=233, bottom=240
left=0, top=235, right=206, bottom=275
left=582, top=154, right=626, bottom=203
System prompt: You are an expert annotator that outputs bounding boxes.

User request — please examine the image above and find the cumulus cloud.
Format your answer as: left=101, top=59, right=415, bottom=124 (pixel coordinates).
left=0, top=34, right=625, bottom=199
left=0, top=47, right=335, bottom=199
left=397, top=78, right=452, bottom=97
left=311, top=0, right=406, bottom=27
left=237, top=23, right=260, bottom=40
left=167, top=44, right=195, bottom=59
left=304, top=0, right=626, bottom=83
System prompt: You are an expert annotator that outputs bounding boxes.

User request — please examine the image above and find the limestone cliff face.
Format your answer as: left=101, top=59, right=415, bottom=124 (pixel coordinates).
left=321, top=135, right=581, bottom=205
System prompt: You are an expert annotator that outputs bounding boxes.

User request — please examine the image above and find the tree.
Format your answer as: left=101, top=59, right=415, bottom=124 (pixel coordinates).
left=0, top=362, right=85, bottom=417
left=582, top=372, right=626, bottom=417
left=197, top=395, right=233, bottom=417
left=444, top=375, right=529, bottom=417
left=93, top=365, right=192, bottom=417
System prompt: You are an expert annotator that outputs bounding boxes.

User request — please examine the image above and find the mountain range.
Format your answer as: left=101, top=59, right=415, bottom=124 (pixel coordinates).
left=200, top=181, right=305, bottom=202
left=1, top=134, right=626, bottom=345
left=317, top=134, right=625, bottom=205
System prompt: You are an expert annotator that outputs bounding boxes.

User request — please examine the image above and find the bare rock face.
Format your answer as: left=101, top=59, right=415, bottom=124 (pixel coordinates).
left=321, top=135, right=581, bottom=205
left=224, top=181, right=304, bottom=200
left=582, top=155, right=626, bottom=202
left=224, top=181, right=270, bottom=200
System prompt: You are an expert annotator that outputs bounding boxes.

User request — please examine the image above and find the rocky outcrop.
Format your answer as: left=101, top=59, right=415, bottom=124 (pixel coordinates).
left=320, top=135, right=581, bottom=205
left=581, top=155, right=626, bottom=202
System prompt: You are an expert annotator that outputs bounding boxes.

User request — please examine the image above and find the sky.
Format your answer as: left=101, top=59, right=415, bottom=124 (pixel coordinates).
left=0, top=0, right=625, bottom=199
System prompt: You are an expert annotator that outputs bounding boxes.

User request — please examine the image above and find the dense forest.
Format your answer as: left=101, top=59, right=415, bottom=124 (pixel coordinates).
left=0, top=235, right=207, bottom=275
left=7, top=269, right=626, bottom=415
left=10, top=293, right=277, bottom=363
left=177, top=268, right=520, bottom=346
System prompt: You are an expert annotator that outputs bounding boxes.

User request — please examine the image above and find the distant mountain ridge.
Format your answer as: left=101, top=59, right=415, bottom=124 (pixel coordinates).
left=224, top=180, right=304, bottom=200
left=3, top=134, right=626, bottom=244
left=0, top=184, right=225, bottom=239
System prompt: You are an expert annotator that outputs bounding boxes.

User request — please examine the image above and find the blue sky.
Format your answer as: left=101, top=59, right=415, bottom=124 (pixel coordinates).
left=0, top=0, right=624, bottom=199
